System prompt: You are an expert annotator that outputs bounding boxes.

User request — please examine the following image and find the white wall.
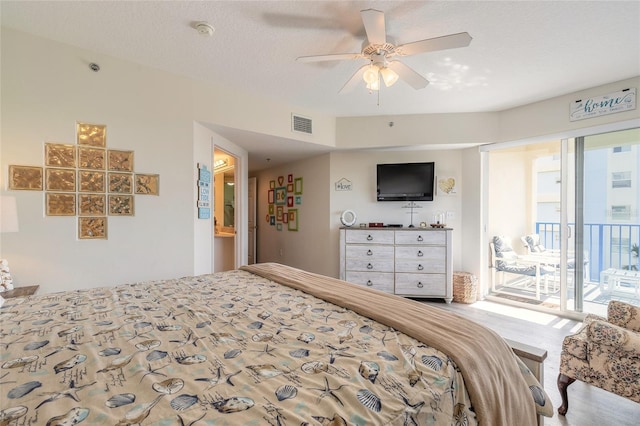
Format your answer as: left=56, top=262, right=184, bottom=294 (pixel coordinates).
left=328, top=149, right=463, bottom=277
left=0, top=28, right=335, bottom=293
left=254, top=154, right=332, bottom=276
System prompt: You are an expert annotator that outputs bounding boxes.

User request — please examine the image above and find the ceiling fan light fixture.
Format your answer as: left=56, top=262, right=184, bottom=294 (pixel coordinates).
left=379, top=67, right=399, bottom=87
left=362, top=65, right=379, bottom=85
left=366, top=78, right=380, bottom=91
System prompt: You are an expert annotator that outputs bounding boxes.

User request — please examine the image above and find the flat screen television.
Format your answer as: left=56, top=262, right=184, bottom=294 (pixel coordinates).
left=376, top=162, right=435, bottom=201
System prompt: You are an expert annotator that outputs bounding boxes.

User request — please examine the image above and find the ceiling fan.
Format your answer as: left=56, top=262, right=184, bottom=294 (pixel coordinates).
left=296, top=9, right=472, bottom=93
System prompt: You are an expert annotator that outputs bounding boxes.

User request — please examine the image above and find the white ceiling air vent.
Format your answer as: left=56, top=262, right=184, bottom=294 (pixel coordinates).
left=292, top=114, right=312, bottom=135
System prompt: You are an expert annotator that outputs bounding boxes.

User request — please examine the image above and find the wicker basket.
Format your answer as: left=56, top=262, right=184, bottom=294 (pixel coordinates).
left=453, top=271, right=477, bottom=304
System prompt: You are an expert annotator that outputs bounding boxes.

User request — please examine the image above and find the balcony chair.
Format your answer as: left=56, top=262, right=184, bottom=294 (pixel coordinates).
left=490, top=235, right=555, bottom=300
left=521, top=233, right=590, bottom=282
left=557, top=300, right=640, bottom=415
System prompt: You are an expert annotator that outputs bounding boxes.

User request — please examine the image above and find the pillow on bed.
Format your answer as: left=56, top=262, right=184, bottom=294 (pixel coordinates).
left=515, top=356, right=554, bottom=417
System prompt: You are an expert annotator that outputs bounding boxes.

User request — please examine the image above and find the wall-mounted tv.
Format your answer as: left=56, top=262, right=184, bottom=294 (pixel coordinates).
left=376, top=162, right=435, bottom=201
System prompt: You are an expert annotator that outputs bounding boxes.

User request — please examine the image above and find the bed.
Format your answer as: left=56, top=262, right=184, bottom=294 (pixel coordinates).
left=0, top=263, right=552, bottom=425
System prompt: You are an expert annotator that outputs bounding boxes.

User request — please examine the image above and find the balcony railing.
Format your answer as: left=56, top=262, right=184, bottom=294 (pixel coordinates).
left=536, top=222, right=640, bottom=282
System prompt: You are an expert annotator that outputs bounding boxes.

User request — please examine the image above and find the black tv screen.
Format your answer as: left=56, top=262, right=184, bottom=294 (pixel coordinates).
left=377, top=162, right=435, bottom=201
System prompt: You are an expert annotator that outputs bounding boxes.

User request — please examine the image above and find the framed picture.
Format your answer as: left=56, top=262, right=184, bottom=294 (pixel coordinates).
left=276, top=223, right=282, bottom=231
left=268, top=204, right=274, bottom=215
left=268, top=189, right=274, bottom=204
left=108, top=172, right=133, bottom=193
left=8, top=165, right=43, bottom=190
left=108, top=150, right=134, bottom=172
left=294, top=177, right=303, bottom=195
left=295, top=196, right=302, bottom=205
left=77, top=122, right=106, bottom=147
left=78, top=170, right=105, bottom=193
left=46, top=193, right=76, bottom=216
left=109, top=195, right=134, bottom=216
left=135, top=173, right=159, bottom=195
left=288, top=174, right=293, bottom=183
left=79, top=194, right=106, bottom=215
left=287, top=196, right=294, bottom=207
left=45, top=168, right=75, bottom=192
left=288, top=209, right=298, bottom=231
left=276, top=205, right=284, bottom=222
left=45, top=143, right=76, bottom=168
left=78, top=217, right=107, bottom=239
left=287, top=183, right=294, bottom=192
left=275, top=187, right=286, bottom=205
left=269, top=180, right=275, bottom=189
left=78, top=146, right=106, bottom=170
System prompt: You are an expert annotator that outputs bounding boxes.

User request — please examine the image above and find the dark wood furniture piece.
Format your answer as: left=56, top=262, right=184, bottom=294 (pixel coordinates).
left=1, top=285, right=39, bottom=299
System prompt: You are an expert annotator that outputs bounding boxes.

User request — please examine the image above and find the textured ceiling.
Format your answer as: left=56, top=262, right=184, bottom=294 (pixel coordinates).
left=2, top=1, right=639, bottom=170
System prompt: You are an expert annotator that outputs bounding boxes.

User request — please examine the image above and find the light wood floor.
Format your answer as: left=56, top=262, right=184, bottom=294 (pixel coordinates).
left=421, top=299, right=639, bottom=426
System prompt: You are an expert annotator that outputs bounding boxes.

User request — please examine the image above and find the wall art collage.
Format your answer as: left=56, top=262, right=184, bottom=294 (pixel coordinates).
left=8, top=122, right=160, bottom=239
left=266, top=174, right=302, bottom=231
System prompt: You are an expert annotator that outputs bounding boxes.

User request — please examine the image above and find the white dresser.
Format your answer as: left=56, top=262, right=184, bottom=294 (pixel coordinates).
left=339, top=227, right=453, bottom=303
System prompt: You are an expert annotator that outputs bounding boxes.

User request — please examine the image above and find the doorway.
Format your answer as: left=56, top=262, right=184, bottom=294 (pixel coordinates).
left=213, top=147, right=236, bottom=272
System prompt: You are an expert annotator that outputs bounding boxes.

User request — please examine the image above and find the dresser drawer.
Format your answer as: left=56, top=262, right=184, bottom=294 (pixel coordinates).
left=395, top=230, right=446, bottom=245
left=345, top=244, right=395, bottom=259
left=395, top=273, right=446, bottom=296
left=395, top=246, right=445, bottom=262
left=395, top=258, right=445, bottom=274
left=345, top=272, right=394, bottom=293
left=346, top=259, right=394, bottom=272
left=345, top=230, right=395, bottom=244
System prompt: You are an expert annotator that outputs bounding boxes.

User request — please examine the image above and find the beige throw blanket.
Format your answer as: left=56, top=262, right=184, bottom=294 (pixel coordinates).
left=242, top=263, right=538, bottom=426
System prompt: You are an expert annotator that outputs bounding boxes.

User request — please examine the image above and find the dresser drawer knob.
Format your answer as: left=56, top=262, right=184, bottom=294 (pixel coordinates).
left=367, top=249, right=373, bottom=256
left=367, top=263, right=373, bottom=270
left=417, top=282, right=424, bottom=288
left=417, top=264, right=424, bottom=271
left=366, top=280, right=373, bottom=286
left=367, top=235, right=373, bottom=241
left=417, top=235, right=423, bottom=242
left=417, top=250, right=423, bottom=257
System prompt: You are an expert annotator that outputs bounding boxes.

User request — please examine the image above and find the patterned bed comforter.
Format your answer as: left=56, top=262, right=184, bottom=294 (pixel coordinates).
left=0, top=264, right=547, bottom=425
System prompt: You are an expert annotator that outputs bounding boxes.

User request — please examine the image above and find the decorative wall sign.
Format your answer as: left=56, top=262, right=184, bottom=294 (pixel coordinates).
left=8, top=165, right=43, bottom=190
left=45, top=143, right=76, bottom=168
left=46, top=193, right=76, bottom=216
left=197, top=163, right=211, bottom=219
left=46, top=168, right=76, bottom=192
left=437, top=176, right=457, bottom=195
left=334, top=178, right=352, bottom=191
left=78, top=147, right=106, bottom=169
left=570, top=88, right=636, bottom=121
left=77, top=122, right=106, bottom=147
left=135, top=174, right=159, bottom=195
left=78, top=217, right=107, bottom=239
left=8, top=122, right=160, bottom=239
left=78, top=171, right=105, bottom=192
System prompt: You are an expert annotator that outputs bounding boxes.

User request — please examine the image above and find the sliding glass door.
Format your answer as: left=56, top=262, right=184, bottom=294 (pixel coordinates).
left=485, top=128, right=640, bottom=316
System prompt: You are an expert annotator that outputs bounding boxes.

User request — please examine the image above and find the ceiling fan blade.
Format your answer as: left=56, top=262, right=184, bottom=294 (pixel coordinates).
left=361, top=9, right=386, bottom=45
left=296, top=53, right=364, bottom=63
left=396, top=32, right=472, bottom=56
left=339, top=65, right=369, bottom=94
left=387, top=61, right=429, bottom=90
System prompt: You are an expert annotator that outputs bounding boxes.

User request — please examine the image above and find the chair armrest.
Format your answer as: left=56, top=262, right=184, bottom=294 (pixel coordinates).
left=587, top=320, right=640, bottom=353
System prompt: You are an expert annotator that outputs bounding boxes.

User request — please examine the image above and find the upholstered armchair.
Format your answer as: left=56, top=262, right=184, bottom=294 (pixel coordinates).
left=490, top=236, right=555, bottom=299
left=558, top=300, right=640, bottom=415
